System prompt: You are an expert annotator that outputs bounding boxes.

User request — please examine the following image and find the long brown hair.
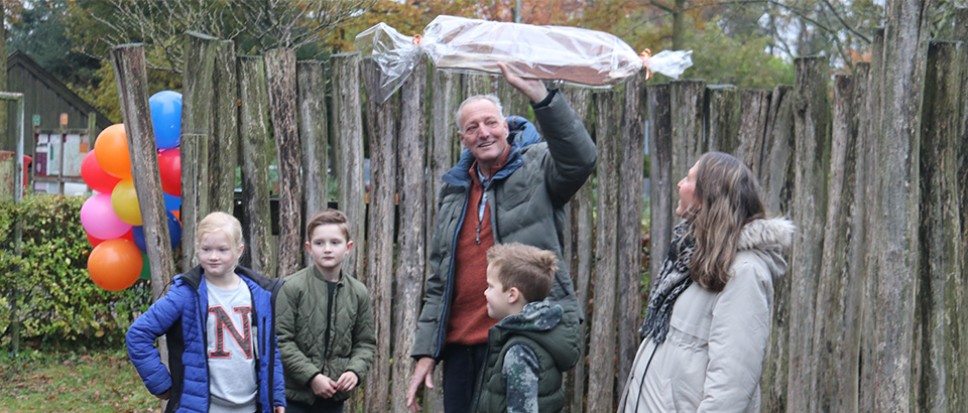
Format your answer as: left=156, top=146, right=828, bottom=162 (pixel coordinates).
left=688, top=152, right=765, bottom=291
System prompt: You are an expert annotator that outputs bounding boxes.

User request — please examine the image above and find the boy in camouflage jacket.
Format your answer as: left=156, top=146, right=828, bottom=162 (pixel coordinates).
left=473, top=243, right=580, bottom=413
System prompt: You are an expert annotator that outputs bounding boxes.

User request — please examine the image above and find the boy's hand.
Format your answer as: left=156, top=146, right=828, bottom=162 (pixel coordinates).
left=155, top=389, right=171, bottom=400
left=335, top=371, right=359, bottom=392
left=310, top=374, right=338, bottom=399
left=498, top=62, right=548, bottom=103
left=406, top=357, right=437, bottom=412
left=273, top=407, right=285, bottom=413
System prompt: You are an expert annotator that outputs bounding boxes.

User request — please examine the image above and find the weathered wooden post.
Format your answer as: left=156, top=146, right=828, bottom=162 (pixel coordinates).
left=462, top=72, right=496, bottom=99
left=111, top=44, right=177, bottom=413
left=812, top=72, right=864, bottom=412
left=916, top=40, right=964, bottom=412
left=587, top=90, right=620, bottom=413
left=735, top=89, right=771, bottom=175
left=421, top=66, right=458, bottom=412
left=858, top=29, right=885, bottom=413
left=392, top=56, right=428, bottom=413
left=647, top=84, right=672, bottom=288
left=330, top=53, right=365, bottom=276
left=361, top=58, right=398, bottom=413
left=670, top=80, right=706, bottom=185
left=180, top=32, right=218, bottom=269
left=564, top=86, right=594, bottom=413
left=111, top=43, right=176, bottom=299
left=786, top=56, right=830, bottom=413
left=210, top=40, right=239, bottom=214
left=705, top=84, right=739, bottom=155
left=870, top=0, right=930, bottom=405
left=617, top=75, right=646, bottom=387
left=954, top=11, right=968, bottom=407
left=265, top=48, right=302, bottom=279
left=296, top=61, right=329, bottom=229
left=238, top=56, right=275, bottom=277
left=759, top=84, right=794, bottom=413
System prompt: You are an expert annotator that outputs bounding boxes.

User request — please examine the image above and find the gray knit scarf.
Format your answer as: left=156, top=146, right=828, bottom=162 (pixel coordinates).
left=639, top=221, right=697, bottom=343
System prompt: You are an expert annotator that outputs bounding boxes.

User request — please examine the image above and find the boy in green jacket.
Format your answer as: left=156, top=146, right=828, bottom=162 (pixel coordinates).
left=474, top=243, right=580, bottom=413
left=276, top=209, right=376, bottom=413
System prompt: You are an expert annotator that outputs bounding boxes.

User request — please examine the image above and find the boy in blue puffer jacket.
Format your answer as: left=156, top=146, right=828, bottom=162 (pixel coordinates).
left=126, top=212, right=286, bottom=413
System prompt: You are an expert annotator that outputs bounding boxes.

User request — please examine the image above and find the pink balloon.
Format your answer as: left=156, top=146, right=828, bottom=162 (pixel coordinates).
left=80, top=193, right=132, bottom=240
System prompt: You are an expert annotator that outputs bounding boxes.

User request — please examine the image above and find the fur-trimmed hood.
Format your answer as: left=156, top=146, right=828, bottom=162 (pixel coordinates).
left=738, top=217, right=796, bottom=281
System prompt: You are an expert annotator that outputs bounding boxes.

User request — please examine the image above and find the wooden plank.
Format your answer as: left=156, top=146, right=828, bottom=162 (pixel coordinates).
left=498, top=76, right=531, bottom=122
left=564, top=86, right=594, bottom=413
left=238, top=56, right=275, bottom=277
left=587, top=90, right=620, bottom=413
left=954, top=10, right=968, bottom=407
left=210, top=40, right=238, bottom=214
left=812, top=73, right=863, bottom=412
left=858, top=29, right=885, bottom=413
left=330, top=53, right=365, bottom=276
left=735, top=89, right=771, bottom=174
left=423, top=66, right=458, bottom=413
left=915, top=40, right=964, bottom=412
left=670, top=80, right=706, bottom=185
left=461, top=72, right=497, bottom=98
left=647, top=84, right=672, bottom=290
left=296, top=60, right=329, bottom=236
left=786, top=56, right=830, bottom=413
left=870, top=0, right=931, bottom=407
left=180, top=32, right=217, bottom=270
left=392, top=56, right=427, bottom=413
left=110, top=44, right=176, bottom=299
left=361, top=58, right=396, bottom=413
left=705, top=84, right=739, bottom=154
left=617, top=75, right=645, bottom=389
left=265, top=48, right=303, bottom=278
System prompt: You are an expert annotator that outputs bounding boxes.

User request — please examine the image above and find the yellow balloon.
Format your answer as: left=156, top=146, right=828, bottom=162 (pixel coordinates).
left=111, top=179, right=142, bottom=226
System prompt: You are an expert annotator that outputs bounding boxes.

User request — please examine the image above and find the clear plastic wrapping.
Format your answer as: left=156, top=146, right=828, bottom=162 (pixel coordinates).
left=355, top=15, right=693, bottom=102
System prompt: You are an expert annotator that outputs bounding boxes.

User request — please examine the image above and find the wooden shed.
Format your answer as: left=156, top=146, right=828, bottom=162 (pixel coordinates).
left=3, top=50, right=113, bottom=156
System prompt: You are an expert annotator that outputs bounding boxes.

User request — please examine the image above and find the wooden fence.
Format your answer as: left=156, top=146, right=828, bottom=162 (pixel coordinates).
left=112, top=6, right=967, bottom=411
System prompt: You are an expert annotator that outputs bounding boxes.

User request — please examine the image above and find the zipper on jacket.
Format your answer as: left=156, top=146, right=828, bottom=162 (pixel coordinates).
left=325, top=282, right=343, bottom=360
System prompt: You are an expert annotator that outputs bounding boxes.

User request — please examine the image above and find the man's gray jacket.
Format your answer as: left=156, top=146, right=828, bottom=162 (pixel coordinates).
left=412, top=90, right=597, bottom=359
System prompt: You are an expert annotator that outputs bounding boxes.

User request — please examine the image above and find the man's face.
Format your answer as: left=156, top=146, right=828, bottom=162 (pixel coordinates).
left=458, top=99, right=510, bottom=167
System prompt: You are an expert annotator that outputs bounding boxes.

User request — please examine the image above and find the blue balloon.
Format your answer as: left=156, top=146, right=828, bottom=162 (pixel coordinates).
left=130, top=211, right=183, bottom=252
left=149, top=90, right=182, bottom=149
left=132, top=225, right=147, bottom=252
left=163, top=192, right=182, bottom=211
left=167, top=211, right=182, bottom=249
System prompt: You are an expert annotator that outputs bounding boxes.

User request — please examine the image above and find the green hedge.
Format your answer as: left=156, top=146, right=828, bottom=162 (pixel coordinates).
left=0, top=195, right=152, bottom=350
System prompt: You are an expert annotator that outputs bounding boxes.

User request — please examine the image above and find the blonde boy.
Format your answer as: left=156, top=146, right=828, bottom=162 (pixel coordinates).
left=474, top=243, right=580, bottom=413
left=275, top=209, right=375, bottom=413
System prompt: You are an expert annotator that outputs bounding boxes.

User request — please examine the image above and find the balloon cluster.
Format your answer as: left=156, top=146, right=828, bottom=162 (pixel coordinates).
left=81, top=91, right=184, bottom=291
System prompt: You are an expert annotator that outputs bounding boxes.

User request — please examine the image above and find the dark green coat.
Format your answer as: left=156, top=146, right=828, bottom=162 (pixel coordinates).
left=276, top=266, right=376, bottom=404
left=412, top=90, right=596, bottom=360
left=473, top=300, right=581, bottom=413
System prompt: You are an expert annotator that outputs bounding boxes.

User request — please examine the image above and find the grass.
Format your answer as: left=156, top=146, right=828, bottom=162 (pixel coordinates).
left=0, top=347, right=159, bottom=413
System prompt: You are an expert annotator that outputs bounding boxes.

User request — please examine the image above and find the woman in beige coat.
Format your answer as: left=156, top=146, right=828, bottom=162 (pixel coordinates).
left=619, top=152, right=794, bottom=412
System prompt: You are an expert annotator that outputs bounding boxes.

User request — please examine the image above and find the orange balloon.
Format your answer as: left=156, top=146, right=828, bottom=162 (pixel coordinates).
left=94, top=124, right=131, bottom=179
left=88, top=239, right=142, bottom=291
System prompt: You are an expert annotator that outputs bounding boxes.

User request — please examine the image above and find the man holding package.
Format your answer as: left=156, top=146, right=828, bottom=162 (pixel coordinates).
left=406, top=62, right=596, bottom=412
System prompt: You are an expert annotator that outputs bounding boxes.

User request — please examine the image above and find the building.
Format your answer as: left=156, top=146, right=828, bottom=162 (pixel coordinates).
left=4, top=50, right=113, bottom=156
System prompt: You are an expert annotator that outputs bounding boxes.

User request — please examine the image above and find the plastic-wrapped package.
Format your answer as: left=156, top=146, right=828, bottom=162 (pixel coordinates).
left=355, top=15, right=693, bottom=102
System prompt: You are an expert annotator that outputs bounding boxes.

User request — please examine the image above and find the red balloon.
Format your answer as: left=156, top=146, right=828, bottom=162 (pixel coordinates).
left=120, top=228, right=136, bottom=243
left=86, top=232, right=105, bottom=248
left=158, top=148, right=181, bottom=197
left=81, top=150, right=121, bottom=194
left=87, top=239, right=142, bottom=291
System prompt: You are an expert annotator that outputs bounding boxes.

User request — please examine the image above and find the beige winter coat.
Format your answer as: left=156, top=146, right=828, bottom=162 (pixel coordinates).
left=619, top=218, right=795, bottom=413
